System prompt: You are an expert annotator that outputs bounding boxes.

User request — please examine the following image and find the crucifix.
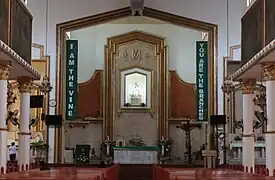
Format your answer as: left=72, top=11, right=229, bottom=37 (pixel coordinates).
left=176, top=119, right=202, bottom=164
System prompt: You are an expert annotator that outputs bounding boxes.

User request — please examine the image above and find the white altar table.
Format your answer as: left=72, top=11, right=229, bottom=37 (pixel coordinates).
left=113, top=146, right=158, bottom=164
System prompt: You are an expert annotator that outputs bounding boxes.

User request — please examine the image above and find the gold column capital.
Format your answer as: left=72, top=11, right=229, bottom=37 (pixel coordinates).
left=0, top=64, right=11, bottom=80
left=262, top=63, right=275, bottom=81
left=240, top=79, right=256, bottom=94
left=17, top=76, right=33, bottom=93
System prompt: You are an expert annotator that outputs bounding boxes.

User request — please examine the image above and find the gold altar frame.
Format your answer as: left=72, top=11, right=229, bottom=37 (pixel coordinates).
left=105, top=31, right=167, bottom=139
left=56, top=7, right=218, bottom=162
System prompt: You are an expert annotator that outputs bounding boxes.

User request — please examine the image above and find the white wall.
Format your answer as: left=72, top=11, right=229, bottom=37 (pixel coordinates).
left=26, top=0, right=247, bottom=115
left=70, top=20, right=202, bottom=84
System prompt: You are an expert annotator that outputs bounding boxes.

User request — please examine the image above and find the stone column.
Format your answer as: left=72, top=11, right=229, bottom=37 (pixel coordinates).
left=18, top=77, right=32, bottom=171
left=0, top=65, right=11, bottom=173
left=262, top=64, right=275, bottom=174
left=241, top=79, right=255, bottom=173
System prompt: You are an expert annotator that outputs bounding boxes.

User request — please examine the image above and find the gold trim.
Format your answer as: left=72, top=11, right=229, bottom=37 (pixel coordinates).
left=56, top=7, right=218, bottom=162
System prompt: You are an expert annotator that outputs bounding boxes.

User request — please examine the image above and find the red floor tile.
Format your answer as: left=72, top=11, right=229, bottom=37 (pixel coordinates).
left=0, top=167, right=102, bottom=180
left=167, top=168, right=275, bottom=180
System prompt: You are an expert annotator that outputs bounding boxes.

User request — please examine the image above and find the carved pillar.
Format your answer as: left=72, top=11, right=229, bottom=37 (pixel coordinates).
left=17, top=77, right=32, bottom=171
left=0, top=65, right=11, bottom=173
left=241, top=79, right=255, bottom=173
left=262, top=64, right=275, bottom=174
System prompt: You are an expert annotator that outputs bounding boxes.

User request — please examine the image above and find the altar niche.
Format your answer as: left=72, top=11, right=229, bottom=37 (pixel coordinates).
left=121, top=68, right=152, bottom=109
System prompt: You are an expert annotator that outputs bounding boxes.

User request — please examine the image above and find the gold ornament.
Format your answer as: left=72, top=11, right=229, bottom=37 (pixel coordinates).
left=262, top=64, right=275, bottom=81
left=18, top=77, right=33, bottom=93
left=240, top=79, right=256, bottom=94
left=0, top=65, right=11, bottom=80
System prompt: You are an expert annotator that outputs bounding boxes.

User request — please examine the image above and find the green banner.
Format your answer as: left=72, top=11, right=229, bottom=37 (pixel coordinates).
left=196, top=41, right=208, bottom=121
left=66, top=40, right=78, bottom=120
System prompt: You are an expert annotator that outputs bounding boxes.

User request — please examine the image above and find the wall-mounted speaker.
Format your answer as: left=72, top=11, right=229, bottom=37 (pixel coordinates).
left=210, top=115, right=226, bottom=125
left=45, top=115, right=62, bottom=126
left=30, top=95, right=44, bottom=108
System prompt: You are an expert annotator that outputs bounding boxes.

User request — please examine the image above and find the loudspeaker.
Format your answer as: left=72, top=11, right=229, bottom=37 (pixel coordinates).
left=30, top=95, right=44, bottom=108
left=45, top=115, right=62, bottom=126
left=210, top=115, right=226, bottom=125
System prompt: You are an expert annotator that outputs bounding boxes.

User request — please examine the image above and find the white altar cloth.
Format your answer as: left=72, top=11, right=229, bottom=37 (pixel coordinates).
left=113, top=146, right=158, bottom=164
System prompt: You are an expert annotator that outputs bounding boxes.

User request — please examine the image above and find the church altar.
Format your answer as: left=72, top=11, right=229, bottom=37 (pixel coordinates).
left=113, top=146, right=158, bottom=164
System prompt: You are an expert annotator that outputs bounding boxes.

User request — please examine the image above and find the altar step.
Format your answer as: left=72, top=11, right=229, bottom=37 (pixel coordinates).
left=118, top=164, right=153, bottom=180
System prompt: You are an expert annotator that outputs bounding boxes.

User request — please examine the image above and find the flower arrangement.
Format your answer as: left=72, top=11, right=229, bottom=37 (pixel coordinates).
left=76, top=152, right=89, bottom=164
left=30, top=132, right=48, bottom=159
left=129, top=136, right=145, bottom=146
left=31, top=132, right=45, bottom=148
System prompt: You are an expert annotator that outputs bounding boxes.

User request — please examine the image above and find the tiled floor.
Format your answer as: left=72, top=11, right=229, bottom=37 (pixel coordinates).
left=2, top=167, right=275, bottom=180
left=0, top=167, right=103, bottom=180
left=167, top=168, right=275, bottom=180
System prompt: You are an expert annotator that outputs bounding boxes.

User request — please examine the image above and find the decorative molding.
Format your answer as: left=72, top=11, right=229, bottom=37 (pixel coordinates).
left=240, top=79, right=256, bottom=94
left=0, top=40, right=40, bottom=79
left=262, top=63, right=275, bottom=81
left=0, top=64, right=11, bottom=80
left=17, top=77, right=33, bottom=93
left=230, top=39, right=275, bottom=80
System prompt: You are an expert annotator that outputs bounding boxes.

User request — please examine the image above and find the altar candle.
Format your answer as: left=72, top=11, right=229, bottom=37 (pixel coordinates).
left=107, top=145, right=110, bottom=156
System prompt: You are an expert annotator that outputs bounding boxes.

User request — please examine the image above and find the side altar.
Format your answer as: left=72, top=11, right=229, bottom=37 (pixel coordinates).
left=113, top=146, right=159, bottom=164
